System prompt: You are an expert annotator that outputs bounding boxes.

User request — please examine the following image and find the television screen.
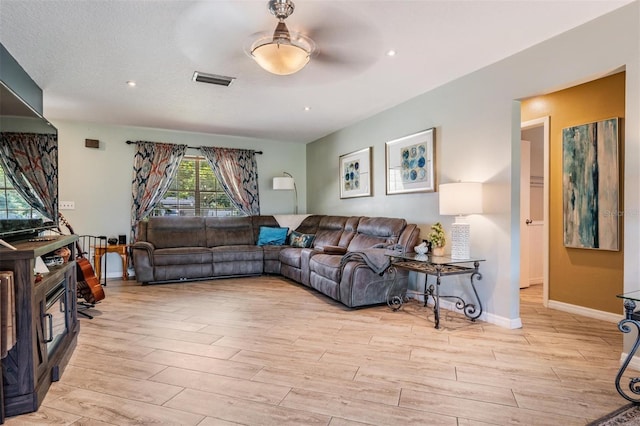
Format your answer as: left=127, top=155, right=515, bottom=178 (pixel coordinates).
left=0, top=80, right=58, bottom=241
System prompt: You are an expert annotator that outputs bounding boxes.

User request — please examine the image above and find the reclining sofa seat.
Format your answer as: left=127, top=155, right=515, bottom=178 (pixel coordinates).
left=206, top=216, right=263, bottom=277
left=308, top=217, right=420, bottom=307
left=133, top=216, right=212, bottom=283
left=279, top=215, right=359, bottom=286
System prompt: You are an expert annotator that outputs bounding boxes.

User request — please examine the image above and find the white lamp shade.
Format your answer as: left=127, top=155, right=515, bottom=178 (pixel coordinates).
left=273, top=176, right=295, bottom=190
left=439, top=182, right=483, bottom=215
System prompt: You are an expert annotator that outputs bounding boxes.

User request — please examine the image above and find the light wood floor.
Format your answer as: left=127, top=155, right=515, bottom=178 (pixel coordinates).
left=5, top=277, right=633, bottom=425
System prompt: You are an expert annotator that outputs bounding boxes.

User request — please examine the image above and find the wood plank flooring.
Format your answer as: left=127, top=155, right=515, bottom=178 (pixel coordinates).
left=5, top=277, right=633, bottom=425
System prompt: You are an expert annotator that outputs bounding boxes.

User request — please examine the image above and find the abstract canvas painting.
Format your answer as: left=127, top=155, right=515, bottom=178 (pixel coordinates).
left=562, top=118, right=619, bottom=250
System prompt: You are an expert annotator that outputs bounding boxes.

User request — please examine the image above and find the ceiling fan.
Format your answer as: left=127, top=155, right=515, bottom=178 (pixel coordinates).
left=175, top=0, right=379, bottom=82
left=246, top=0, right=316, bottom=76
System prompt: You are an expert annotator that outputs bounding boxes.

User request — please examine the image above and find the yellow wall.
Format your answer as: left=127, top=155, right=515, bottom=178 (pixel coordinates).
left=522, top=72, right=625, bottom=313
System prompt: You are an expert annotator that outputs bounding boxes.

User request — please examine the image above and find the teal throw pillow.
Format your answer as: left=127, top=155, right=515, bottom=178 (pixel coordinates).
left=289, top=231, right=315, bottom=248
left=257, top=226, right=289, bottom=246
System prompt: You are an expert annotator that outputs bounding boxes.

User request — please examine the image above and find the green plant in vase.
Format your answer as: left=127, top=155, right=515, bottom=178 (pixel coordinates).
left=427, top=222, right=446, bottom=256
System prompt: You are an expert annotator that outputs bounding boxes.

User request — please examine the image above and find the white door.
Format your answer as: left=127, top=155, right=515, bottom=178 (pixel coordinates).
left=521, top=117, right=549, bottom=305
left=528, top=220, right=544, bottom=285
left=520, top=139, right=531, bottom=289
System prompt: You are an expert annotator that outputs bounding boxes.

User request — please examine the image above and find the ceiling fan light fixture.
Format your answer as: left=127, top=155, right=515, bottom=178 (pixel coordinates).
left=250, top=34, right=314, bottom=76
left=247, top=0, right=315, bottom=76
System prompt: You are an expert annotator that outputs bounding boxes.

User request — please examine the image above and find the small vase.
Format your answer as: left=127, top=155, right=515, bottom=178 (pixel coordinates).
left=432, top=246, right=445, bottom=257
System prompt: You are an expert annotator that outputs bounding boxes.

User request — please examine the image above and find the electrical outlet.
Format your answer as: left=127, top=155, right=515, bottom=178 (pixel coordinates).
left=59, top=201, right=75, bottom=210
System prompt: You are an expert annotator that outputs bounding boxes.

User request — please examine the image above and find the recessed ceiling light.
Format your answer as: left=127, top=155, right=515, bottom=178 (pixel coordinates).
left=126, top=80, right=136, bottom=87
left=386, top=49, right=397, bottom=57
left=304, top=106, right=311, bottom=111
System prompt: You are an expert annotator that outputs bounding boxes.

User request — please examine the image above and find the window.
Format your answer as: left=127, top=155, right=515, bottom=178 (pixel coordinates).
left=0, top=162, right=44, bottom=219
left=152, top=156, right=242, bottom=217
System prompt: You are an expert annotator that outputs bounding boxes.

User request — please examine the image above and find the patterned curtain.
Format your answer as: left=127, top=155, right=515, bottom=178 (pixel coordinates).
left=200, top=147, right=260, bottom=215
left=0, top=132, right=58, bottom=221
left=130, top=141, right=186, bottom=242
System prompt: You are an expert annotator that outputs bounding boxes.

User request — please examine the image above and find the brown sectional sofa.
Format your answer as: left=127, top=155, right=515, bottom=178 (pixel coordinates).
left=132, top=214, right=420, bottom=308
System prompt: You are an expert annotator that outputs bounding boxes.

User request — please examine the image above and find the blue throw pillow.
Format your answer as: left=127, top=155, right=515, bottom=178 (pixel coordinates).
left=257, top=226, right=289, bottom=246
left=289, top=231, right=315, bottom=248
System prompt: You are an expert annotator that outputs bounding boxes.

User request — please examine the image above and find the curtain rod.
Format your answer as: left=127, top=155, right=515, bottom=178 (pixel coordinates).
left=125, top=140, right=262, bottom=154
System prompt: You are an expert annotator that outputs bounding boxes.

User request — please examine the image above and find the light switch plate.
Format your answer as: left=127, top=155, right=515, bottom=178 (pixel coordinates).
left=59, top=201, right=75, bottom=210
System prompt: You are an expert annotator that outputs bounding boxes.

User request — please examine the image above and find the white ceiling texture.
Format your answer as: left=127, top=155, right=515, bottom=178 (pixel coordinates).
left=0, top=0, right=633, bottom=143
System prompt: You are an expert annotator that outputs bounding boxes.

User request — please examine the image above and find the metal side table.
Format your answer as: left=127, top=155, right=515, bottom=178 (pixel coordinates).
left=615, top=291, right=640, bottom=403
left=386, top=252, right=484, bottom=329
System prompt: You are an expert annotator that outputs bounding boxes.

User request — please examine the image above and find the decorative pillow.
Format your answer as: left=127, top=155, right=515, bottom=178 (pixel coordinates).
left=257, top=226, right=289, bottom=246
left=289, top=231, right=315, bottom=248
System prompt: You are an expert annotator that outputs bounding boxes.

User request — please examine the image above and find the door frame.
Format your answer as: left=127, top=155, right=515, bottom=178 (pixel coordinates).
left=521, top=116, right=550, bottom=306
left=520, top=138, right=531, bottom=289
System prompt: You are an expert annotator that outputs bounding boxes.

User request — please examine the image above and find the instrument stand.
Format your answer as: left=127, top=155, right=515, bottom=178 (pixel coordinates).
left=77, top=302, right=96, bottom=319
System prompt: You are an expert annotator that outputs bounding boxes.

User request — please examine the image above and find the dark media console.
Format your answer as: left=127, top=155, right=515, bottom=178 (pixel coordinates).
left=0, top=235, right=79, bottom=418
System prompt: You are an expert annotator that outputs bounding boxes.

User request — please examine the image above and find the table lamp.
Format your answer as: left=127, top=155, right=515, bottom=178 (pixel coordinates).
left=439, top=182, right=483, bottom=259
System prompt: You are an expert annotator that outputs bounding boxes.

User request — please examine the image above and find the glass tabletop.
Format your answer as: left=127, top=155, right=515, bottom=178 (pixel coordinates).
left=617, top=290, right=640, bottom=301
left=386, top=251, right=485, bottom=265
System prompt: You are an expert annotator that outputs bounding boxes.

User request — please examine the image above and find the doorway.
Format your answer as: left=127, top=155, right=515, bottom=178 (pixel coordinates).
left=520, top=117, right=549, bottom=306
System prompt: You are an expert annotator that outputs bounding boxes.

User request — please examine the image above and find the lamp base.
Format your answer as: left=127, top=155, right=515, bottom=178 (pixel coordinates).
left=450, top=222, right=470, bottom=259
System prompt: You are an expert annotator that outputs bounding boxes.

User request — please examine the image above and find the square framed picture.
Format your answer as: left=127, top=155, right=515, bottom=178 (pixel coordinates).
left=339, top=147, right=372, bottom=199
left=385, top=128, right=435, bottom=195
left=562, top=117, right=619, bottom=250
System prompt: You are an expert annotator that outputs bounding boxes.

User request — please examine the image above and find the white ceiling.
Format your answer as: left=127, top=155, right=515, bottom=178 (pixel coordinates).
left=0, top=0, right=633, bottom=144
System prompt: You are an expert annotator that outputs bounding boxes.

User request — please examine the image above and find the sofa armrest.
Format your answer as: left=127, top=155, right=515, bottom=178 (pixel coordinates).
left=131, top=241, right=156, bottom=283
left=300, top=248, right=323, bottom=286
left=321, top=245, right=347, bottom=255
left=132, top=241, right=155, bottom=256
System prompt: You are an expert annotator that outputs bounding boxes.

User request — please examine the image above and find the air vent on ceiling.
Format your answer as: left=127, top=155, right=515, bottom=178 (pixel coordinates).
left=192, top=71, right=235, bottom=87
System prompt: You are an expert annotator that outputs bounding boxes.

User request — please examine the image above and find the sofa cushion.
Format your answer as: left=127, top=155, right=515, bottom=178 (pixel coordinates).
left=294, top=215, right=323, bottom=234
left=205, top=217, right=254, bottom=246
left=210, top=245, right=263, bottom=262
left=146, top=217, right=207, bottom=249
left=289, top=231, right=315, bottom=248
left=257, top=226, right=289, bottom=246
left=279, top=247, right=303, bottom=268
left=153, top=247, right=213, bottom=266
left=338, top=216, right=360, bottom=247
left=312, top=216, right=351, bottom=250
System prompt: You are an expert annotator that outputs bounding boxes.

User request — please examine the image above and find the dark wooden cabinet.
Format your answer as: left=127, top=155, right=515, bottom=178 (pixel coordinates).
left=0, top=235, right=79, bottom=418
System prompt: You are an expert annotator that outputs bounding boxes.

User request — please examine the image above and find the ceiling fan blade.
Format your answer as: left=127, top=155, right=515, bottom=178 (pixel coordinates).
left=313, top=50, right=375, bottom=71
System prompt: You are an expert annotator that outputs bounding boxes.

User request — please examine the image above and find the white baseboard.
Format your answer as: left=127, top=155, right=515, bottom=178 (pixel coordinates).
left=484, top=312, right=523, bottom=329
left=105, top=271, right=131, bottom=279
left=547, top=300, right=621, bottom=323
left=620, top=352, right=640, bottom=371
left=410, top=295, right=523, bottom=329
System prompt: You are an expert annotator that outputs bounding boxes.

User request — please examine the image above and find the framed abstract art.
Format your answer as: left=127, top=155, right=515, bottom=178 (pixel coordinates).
left=562, top=117, right=619, bottom=250
left=385, top=128, right=435, bottom=195
left=339, top=147, right=372, bottom=199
